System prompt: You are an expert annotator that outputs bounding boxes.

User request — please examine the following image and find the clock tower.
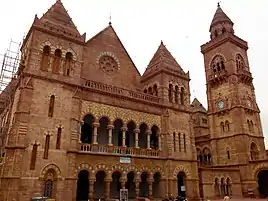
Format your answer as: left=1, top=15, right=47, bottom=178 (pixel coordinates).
left=201, top=4, right=266, bottom=167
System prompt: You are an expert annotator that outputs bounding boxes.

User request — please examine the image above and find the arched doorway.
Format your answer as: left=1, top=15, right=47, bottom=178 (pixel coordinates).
left=126, top=171, right=136, bottom=198
left=177, top=172, right=186, bottom=197
left=152, top=172, right=161, bottom=198
left=258, top=170, right=268, bottom=198
left=94, top=171, right=106, bottom=199
left=76, top=170, right=89, bottom=201
left=110, top=171, right=122, bottom=198
left=139, top=172, right=149, bottom=197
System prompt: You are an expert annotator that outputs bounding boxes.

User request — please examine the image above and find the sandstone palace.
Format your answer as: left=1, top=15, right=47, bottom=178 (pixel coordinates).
left=0, top=1, right=268, bottom=201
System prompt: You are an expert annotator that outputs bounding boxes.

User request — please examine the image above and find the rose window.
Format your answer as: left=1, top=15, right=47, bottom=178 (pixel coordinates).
left=99, top=56, right=118, bottom=73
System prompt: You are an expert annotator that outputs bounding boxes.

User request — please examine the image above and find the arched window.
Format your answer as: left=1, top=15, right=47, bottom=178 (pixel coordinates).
left=48, top=95, right=55, bottom=118
left=52, top=49, right=62, bottom=73
left=250, top=120, right=254, bottom=132
left=211, top=55, right=225, bottom=73
left=43, top=135, right=50, bottom=159
left=225, top=121, right=230, bottom=132
left=173, top=132, right=176, bottom=152
left=44, top=179, right=53, bottom=198
left=180, top=88, right=185, bottom=105
left=40, top=46, right=51, bottom=71
left=30, top=144, right=38, bottom=170
left=144, top=89, right=147, bottom=93
left=236, top=54, right=245, bottom=70
left=64, top=52, right=73, bottom=76
left=250, top=142, right=259, bottom=160
left=56, top=127, right=62, bottom=149
left=168, top=84, right=173, bottom=103
left=220, top=122, right=225, bottom=133
left=222, top=27, right=226, bottom=34
left=183, top=133, right=186, bottom=152
left=153, top=84, right=158, bottom=96
left=174, top=86, right=179, bottom=103
left=148, top=87, right=153, bottom=95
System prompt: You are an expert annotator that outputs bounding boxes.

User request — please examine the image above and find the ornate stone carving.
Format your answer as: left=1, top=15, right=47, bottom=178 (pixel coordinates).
left=81, top=101, right=161, bottom=128
left=99, top=55, right=119, bottom=73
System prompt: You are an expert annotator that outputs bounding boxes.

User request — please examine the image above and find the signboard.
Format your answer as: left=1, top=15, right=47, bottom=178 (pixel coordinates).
left=120, top=157, right=131, bottom=164
left=120, top=189, right=128, bottom=201
left=181, top=186, right=186, bottom=191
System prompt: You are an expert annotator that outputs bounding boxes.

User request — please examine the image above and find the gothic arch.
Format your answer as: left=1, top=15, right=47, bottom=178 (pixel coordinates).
left=111, top=164, right=125, bottom=174
left=74, top=162, right=93, bottom=177
left=51, top=44, right=63, bottom=55
left=126, top=165, right=139, bottom=175
left=125, top=119, right=138, bottom=127
left=252, top=164, right=268, bottom=179
left=209, top=53, right=227, bottom=67
left=151, top=166, right=165, bottom=178
left=98, top=115, right=111, bottom=124
left=63, top=47, right=77, bottom=61
left=40, top=163, right=62, bottom=179
left=139, top=166, right=152, bottom=174
left=202, top=145, right=212, bottom=153
left=249, top=141, right=259, bottom=151
left=173, top=165, right=191, bottom=179
left=93, top=163, right=109, bottom=176
left=40, top=40, right=52, bottom=52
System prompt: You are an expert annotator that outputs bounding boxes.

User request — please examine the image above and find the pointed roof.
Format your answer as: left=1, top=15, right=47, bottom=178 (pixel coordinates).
left=143, top=41, right=185, bottom=77
left=86, top=23, right=141, bottom=76
left=210, top=3, right=233, bottom=31
left=191, top=98, right=207, bottom=113
left=40, top=0, right=80, bottom=35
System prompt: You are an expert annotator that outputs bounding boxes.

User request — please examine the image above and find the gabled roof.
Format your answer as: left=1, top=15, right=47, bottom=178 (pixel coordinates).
left=142, top=41, right=185, bottom=77
left=210, top=3, right=233, bottom=31
left=191, top=98, right=207, bottom=113
left=86, top=23, right=141, bottom=76
left=40, top=0, right=80, bottom=35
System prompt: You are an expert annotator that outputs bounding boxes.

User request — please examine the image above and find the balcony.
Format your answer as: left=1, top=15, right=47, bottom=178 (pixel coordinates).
left=237, top=69, right=252, bottom=84
left=79, top=143, right=161, bottom=158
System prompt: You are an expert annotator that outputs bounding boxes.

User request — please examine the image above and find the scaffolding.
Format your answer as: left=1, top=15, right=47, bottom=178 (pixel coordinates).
left=0, top=39, right=21, bottom=93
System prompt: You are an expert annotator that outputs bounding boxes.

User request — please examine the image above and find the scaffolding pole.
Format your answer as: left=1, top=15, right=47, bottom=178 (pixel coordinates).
left=0, top=39, right=21, bottom=93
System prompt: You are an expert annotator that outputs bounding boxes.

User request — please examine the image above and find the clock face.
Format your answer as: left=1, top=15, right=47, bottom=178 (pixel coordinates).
left=247, top=100, right=252, bottom=107
left=217, top=101, right=224, bottom=109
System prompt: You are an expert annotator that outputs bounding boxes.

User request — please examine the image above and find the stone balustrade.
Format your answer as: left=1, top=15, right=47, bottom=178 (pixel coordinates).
left=79, top=143, right=161, bottom=158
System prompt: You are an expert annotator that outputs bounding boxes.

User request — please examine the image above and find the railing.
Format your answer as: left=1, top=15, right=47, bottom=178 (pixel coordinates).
left=237, top=69, right=252, bottom=77
left=208, top=70, right=227, bottom=81
left=84, top=80, right=160, bottom=104
left=79, top=143, right=161, bottom=158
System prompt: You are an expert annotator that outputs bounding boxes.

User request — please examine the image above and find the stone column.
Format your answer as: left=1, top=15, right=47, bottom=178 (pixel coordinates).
left=107, top=124, right=114, bottom=146
left=134, top=128, right=140, bottom=148
left=121, top=178, right=126, bottom=189
left=121, top=126, right=127, bottom=147
left=78, top=120, right=84, bottom=143
left=92, top=122, right=100, bottom=144
left=146, top=130, right=152, bottom=149
left=105, top=179, right=111, bottom=199
left=148, top=173, right=153, bottom=199
left=135, top=180, right=140, bottom=197
left=89, top=178, right=95, bottom=201
left=158, top=133, right=162, bottom=150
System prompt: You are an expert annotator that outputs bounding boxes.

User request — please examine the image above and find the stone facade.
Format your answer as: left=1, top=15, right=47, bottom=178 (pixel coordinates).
left=0, top=1, right=267, bottom=201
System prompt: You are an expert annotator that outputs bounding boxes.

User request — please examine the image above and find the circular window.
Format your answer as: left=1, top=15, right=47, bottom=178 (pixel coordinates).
left=99, top=55, right=118, bottom=73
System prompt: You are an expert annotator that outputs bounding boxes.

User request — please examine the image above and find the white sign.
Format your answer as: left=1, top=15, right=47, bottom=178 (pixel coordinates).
left=120, top=157, right=131, bottom=164
left=181, top=186, right=186, bottom=191
left=120, top=189, right=128, bottom=201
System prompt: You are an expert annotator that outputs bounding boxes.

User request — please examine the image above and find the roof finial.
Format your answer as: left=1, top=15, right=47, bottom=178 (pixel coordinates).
left=109, top=12, right=112, bottom=25
left=217, top=1, right=221, bottom=7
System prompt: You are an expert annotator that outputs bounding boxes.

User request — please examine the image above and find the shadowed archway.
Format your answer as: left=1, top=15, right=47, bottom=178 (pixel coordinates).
left=258, top=170, right=268, bottom=198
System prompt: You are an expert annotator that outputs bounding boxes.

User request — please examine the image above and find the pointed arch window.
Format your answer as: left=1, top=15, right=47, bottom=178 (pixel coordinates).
left=30, top=144, right=38, bottom=170
left=220, top=122, right=225, bottom=133
left=211, top=55, right=225, bottom=73
left=148, top=87, right=153, bottom=95
left=180, top=88, right=185, bottom=105
left=225, top=121, right=230, bottom=132
left=250, top=142, right=259, bottom=160
left=168, top=84, right=173, bottom=103
left=48, top=95, right=55, bottom=118
left=64, top=52, right=73, bottom=76
left=52, top=49, right=62, bottom=73
left=43, top=135, right=50, bottom=159
left=174, top=86, right=179, bottom=104
left=236, top=54, right=245, bottom=70
left=153, top=84, right=158, bottom=96
left=41, top=46, right=51, bottom=71
left=56, top=127, right=62, bottom=149
left=44, top=179, right=53, bottom=198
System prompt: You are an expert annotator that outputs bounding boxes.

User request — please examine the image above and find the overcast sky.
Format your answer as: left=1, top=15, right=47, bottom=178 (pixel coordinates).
left=0, top=0, right=267, bottom=147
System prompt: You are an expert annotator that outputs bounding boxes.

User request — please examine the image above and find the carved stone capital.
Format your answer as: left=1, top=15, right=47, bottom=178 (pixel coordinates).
left=92, top=122, right=100, bottom=128
left=146, top=130, right=152, bottom=135
left=107, top=124, right=114, bottom=130
left=121, top=126, right=128, bottom=132
left=134, top=128, right=140, bottom=133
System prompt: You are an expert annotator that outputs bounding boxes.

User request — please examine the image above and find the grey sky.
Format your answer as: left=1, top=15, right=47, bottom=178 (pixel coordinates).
left=0, top=0, right=267, bottom=147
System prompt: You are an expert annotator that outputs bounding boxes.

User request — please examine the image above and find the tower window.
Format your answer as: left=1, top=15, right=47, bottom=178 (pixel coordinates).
left=30, top=144, right=38, bottom=170
left=236, top=54, right=245, bottom=70
left=43, top=135, right=50, bottom=159
left=227, top=150, right=230, bottom=159
left=56, top=127, right=62, bottom=149
left=48, top=95, right=55, bottom=118
left=52, top=49, right=62, bottom=74
left=64, top=52, right=73, bottom=76
left=168, top=84, right=173, bottom=103
left=211, top=55, right=225, bottom=73
left=40, top=46, right=51, bottom=71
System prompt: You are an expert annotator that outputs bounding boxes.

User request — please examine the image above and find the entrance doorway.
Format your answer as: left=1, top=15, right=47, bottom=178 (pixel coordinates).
left=177, top=172, right=186, bottom=197
left=76, top=170, right=89, bottom=201
left=258, top=170, right=268, bottom=198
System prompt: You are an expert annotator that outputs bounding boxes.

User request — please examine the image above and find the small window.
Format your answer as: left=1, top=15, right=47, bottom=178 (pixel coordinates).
left=48, top=95, right=55, bottom=117
left=227, top=150, right=230, bottom=159
left=30, top=144, right=38, bottom=170
left=43, top=135, right=50, bottom=159
left=56, top=127, right=62, bottom=149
